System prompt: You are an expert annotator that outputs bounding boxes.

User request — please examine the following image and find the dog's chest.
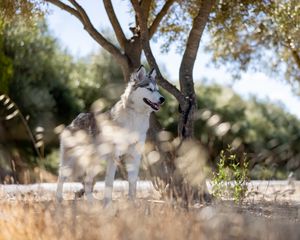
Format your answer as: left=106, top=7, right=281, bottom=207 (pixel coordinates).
left=130, top=114, right=149, bottom=132
left=117, top=111, right=149, bottom=141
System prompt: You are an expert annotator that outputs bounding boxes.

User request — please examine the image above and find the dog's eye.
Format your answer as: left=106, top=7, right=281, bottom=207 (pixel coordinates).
left=147, top=88, right=154, bottom=92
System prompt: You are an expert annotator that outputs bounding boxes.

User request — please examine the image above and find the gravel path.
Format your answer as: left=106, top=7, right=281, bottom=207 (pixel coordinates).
left=0, top=180, right=299, bottom=203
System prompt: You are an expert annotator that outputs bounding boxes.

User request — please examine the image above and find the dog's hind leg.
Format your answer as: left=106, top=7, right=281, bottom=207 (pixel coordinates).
left=56, top=140, right=67, bottom=203
left=84, top=171, right=96, bottom=203
left=103, top=158, right=117, bottom=207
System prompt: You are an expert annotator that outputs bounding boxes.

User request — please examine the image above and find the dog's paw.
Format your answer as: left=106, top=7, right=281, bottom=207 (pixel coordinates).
left=75, top=188, right=85, bottom=199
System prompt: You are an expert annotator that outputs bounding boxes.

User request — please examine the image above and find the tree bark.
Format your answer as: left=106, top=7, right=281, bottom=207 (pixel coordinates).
left=291, top=49, right=300, bottom=70
left=103, top=0, right=127, bottom=49
left=178, top=0, right=215, bottom=139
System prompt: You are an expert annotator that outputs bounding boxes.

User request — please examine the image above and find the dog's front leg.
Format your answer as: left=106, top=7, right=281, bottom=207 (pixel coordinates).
left=103, top=157, right=117, bottom=207
left=84, top=174, right=95, bottom=203
left=56, top=163, right=69, bottom=203
left=126, top=148, right=142, bottom=201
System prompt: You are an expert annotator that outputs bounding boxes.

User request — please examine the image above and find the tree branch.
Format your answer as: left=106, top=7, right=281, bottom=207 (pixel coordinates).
left=179, top=0, right=215, bottom=94
left=291, top=49, right=300, bottom=69
left=282, top=38, right=300, bottom=71
left=46, top=0, right=126, bottom=66
left=149, top=0, right=176, bottom=39
left=103, top=0, right=127, bottom=49
left=131, top=0, right=184, bottom=104
left=46, top=0, right=81, bottom=19
left=141, top=0, right=152, bottom=22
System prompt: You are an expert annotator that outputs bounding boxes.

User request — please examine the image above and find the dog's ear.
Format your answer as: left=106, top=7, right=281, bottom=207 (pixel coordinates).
left=149, top=68, right=157, bottom=80
left=135, top=65, right=146, bottom=82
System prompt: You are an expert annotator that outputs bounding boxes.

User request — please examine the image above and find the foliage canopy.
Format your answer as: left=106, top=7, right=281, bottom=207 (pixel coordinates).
left=207, top=0, right=300, bottom=92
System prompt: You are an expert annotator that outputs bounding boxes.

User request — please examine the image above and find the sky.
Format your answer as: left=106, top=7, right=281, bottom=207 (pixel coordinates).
left=46, top=1, right=300, bottom=119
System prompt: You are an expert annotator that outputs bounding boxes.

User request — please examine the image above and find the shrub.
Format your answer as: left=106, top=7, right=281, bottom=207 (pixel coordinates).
left=212, top=146, right=249, bottom=203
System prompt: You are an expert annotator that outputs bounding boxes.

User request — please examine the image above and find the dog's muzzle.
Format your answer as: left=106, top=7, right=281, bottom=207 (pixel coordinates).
left=143, top=98, right=161, bottom=111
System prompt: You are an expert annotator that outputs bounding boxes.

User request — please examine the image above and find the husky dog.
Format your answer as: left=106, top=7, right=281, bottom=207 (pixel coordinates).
left=56, top=66, right=165, bottom=204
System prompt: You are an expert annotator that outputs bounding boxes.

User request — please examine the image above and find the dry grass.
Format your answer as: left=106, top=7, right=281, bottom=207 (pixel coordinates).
left=0, top=196, right=299, bottom=240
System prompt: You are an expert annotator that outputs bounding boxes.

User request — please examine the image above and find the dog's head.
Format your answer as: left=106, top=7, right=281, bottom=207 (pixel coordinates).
left=128, top=66, right=165, bottom=112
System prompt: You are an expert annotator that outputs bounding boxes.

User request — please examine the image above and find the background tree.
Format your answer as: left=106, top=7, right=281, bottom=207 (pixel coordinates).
left=2, top=19, right=80, bottom=135
left=0, top=30, right=13, bottom=94
left=0, top=17, right=80, bottom=182
left=206, top=0, right=300, bottom=92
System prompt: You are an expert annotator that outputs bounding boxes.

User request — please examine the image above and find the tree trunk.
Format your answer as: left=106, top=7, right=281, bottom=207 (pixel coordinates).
left=121, top=39, right=143, bottom=81
left=178, top=0, right=215, bottom=140
left=176, top=0, right=215, bottom=206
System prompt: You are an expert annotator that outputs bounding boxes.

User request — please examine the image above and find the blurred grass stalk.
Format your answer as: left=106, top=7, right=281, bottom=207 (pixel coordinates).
left=0, top=200, right=299, bottom=240
left=1, top=94, right=44, bottom=183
